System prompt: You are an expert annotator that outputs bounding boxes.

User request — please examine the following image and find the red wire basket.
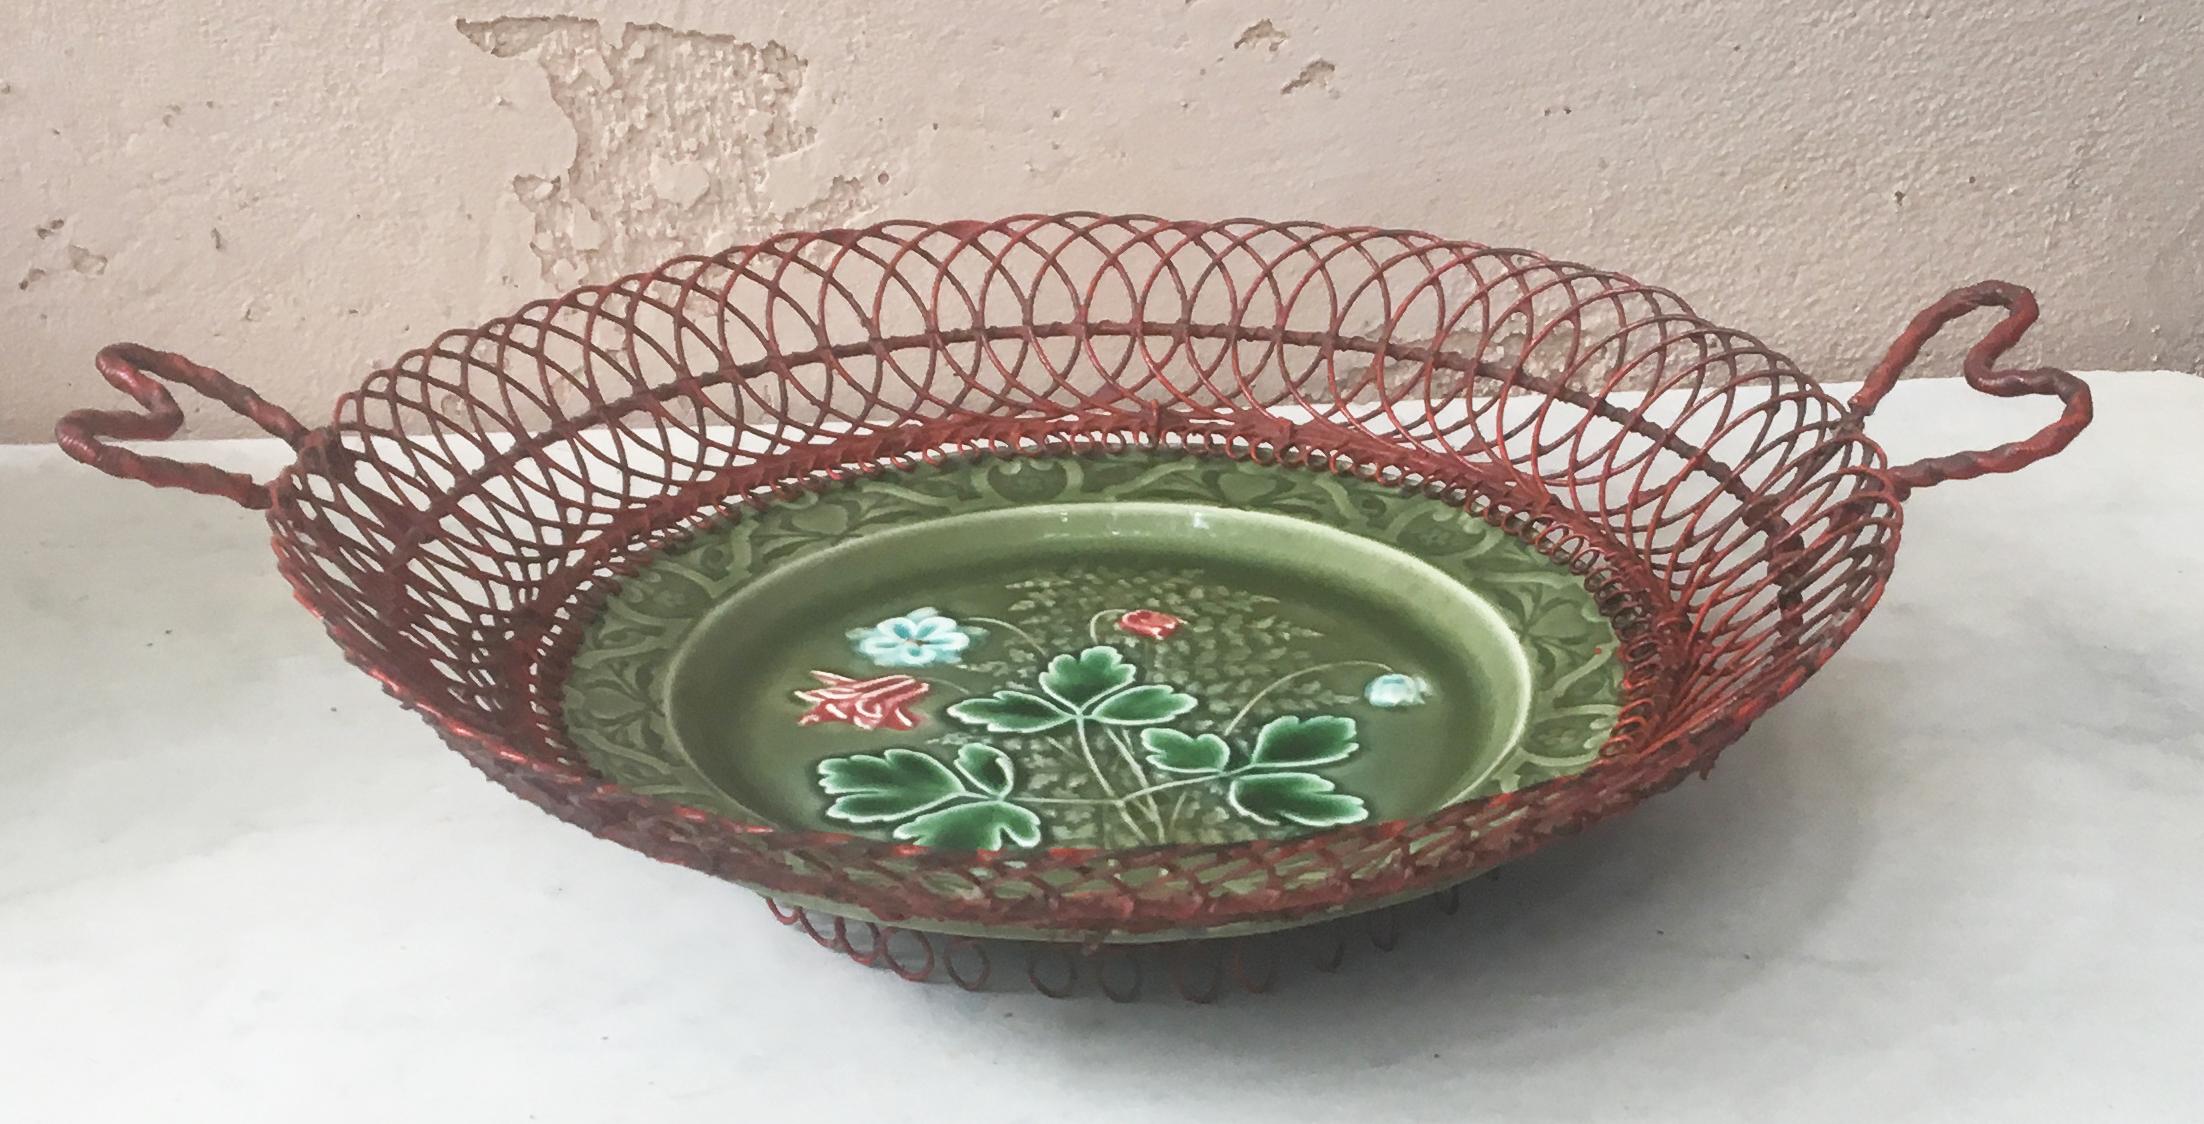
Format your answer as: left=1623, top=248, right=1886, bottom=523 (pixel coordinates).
left=56, top=214, right=2090, bottom=999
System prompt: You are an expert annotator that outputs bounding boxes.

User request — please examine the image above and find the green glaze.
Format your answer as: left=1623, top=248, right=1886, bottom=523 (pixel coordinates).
left=563, top=452, right=1622, bottom=855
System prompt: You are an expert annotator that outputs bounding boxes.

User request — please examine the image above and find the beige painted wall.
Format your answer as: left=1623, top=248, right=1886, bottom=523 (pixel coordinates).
left=4, top=0, right=2198, bottom=441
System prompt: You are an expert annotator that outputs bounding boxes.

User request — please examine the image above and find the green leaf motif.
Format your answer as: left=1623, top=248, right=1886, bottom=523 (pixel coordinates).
left=1040, top=646, right=1138, bottom=707
left=575, top=452, right=1624, bottom=850
left=954, top=743, right=1015, bottom=798
left=1090, top=684, right=1200, bottom=726
left=578, top=685, right=649, bottom=720
left=816, top=749, right=964, bottom=823
left=984, top=459, right=1072, bottom=503
left=1248, top=715, right=1359, bottom=768
left=946, top=690, right=1073, bottom=733
left=893, top=800, right=1044, bottom=849
left=628, top=574, right=716, bottom=617
left=1227, top=772, right=1369, bottom=828
left=1140, top=729, right=1232, bottom=774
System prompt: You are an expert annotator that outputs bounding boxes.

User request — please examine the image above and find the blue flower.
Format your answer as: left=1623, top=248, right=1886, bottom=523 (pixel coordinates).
left=849, top=607, right=982, bottom=668
left=1363, top=673, right=1430, bottom=709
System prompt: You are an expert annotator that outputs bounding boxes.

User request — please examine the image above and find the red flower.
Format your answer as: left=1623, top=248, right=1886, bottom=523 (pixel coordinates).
left=794, top=672, right=930, bottom=731
left=1116, top=609, right=1184, bottom=640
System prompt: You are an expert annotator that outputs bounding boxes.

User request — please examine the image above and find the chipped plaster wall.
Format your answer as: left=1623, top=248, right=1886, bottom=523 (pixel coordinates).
left=453, top=17, right=880, bottom=288
left=3, top=0, right=2199, bottom=441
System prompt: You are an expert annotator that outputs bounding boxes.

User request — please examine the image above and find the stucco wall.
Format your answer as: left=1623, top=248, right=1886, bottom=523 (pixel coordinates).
left=4, top=0, right=2198, bottom=441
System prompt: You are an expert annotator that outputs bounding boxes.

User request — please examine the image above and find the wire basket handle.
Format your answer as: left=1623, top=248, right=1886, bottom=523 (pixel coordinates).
left=1851, top=281, right=2092, bottom=497
left=54, top=343, right=307, bottom=510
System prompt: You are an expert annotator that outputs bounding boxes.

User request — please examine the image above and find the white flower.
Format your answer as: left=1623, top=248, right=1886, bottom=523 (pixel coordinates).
left=849, top=607, right=980, bottom=668
left=1363, top=673, right=1430, bottom=709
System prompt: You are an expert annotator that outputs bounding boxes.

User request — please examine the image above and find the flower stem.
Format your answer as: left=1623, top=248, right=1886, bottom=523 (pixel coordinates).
left=1111, top=771, right=1241, bottom=803
left=1074, top=719, right=1150, bottom=843
left=963, top=615, right=1047, bottom=659
left=1088, top=608, right=1130, bottom=645
left=1103, top=726, right=1167, bottom=834
left=1043, top=733, right=1086, bottom=772
left=924, top=667, right=985, bottom=691
left=1016, top=770, right=1243, bottom=818
left=1220, top=660, right=1392, bottom=737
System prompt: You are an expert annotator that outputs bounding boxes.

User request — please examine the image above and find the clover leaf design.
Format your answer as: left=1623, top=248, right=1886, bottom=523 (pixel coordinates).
left=946, top=646, right=1197, bottom=732
left=811, top=619, right=1383, bottom=849
left=816, top=744, right=1042, bottom=850
left=1140, top=715, right=1368, bottom=828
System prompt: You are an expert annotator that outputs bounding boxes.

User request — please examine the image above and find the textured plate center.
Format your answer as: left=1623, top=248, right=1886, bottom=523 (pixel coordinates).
left=664, top=503, right=1531, bottom=849
left=562, top=452, right=1623, bottom=856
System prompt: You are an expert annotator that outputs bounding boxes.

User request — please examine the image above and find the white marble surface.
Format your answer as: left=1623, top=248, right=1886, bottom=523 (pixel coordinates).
left=3, top=373, right=2200, bottom=1122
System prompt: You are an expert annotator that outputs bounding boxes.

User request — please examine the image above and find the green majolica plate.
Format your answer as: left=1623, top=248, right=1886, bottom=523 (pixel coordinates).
left=562, top=452, right=1621, bottom=855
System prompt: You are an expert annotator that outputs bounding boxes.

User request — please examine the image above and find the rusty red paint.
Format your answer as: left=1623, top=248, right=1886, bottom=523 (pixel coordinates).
left=50, top=215, right=2091, bottom=999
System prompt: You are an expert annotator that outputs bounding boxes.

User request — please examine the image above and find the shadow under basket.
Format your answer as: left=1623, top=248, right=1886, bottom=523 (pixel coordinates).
left=56, top=215, right=2091, bottom=1000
